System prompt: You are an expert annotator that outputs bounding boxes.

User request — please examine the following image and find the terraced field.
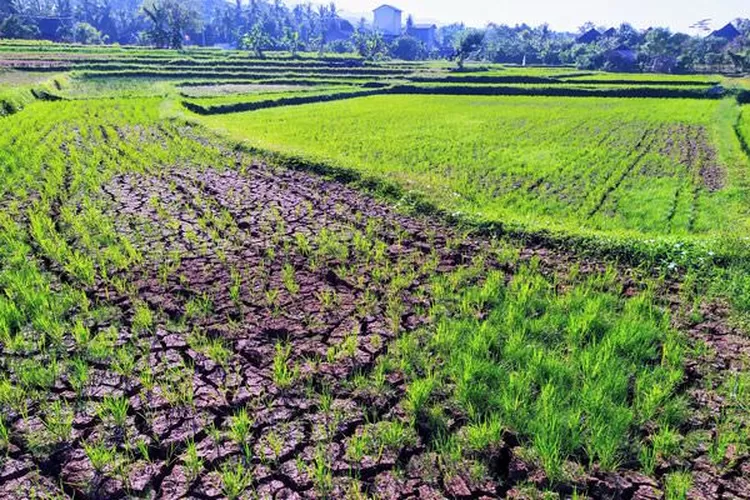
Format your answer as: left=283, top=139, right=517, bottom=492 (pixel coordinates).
left=0, top=41, right=749, bottom=499
left=197, top=95, right=747, bottom=237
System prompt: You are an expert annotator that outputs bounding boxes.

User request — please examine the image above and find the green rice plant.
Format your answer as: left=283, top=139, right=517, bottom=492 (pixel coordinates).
left=33, top=313, right=65, bottom=349
left=0, top=378, right=26, bottom=412
left=346, top=430, right=370, bottom=464
left=139, top=366, right=155, bottom=391
left=84, top=440, right=115, bottom=473
left=206, top=337, right=231, bottom=367
left=281, top=262, right=300, bottom=296
left=385, top=296, right=405, bottom=332
left=316, top=289, right=339, bottom=312
left=136, top=439, right=151, bottom=463
left=132, top=303, right=153, bottom=333
left=374, top=420, right=416, bottom=450
left=229, top=269, right=242, bottom=305
left=16, top=357, right=59, bottom=390
left=530, top=384, right=571, bottom=480
left=0, top=417, right=9, bottom=452
left=42, top=400, right=73, bottom=443
left=64, top=251, right=97, bottom=285
left=707, top=416, right=748, bottom=466
left=295, top=232, right=312, bottom=256
left=308, top=445, right=333, bottom=496
left=405, top=377, right=435, bottom=422
left=183, top=439, right=203, bottom=481
left=338, top=326, right=360, bottom=359
left=160, top=364, right=195, bottom=408
left=113, top=348, right=137, bottom=378
left=265, top=288, right=280, bottom=309
left=97, top=395, right=130, bottom=428
left=184, top=295, right=214, bottom=320
left=263, top=429, right=285, bottom=463
left=432, top=431, right=464, bottom=474
left=198, top=94, right=747, bottom=244
left=652, top=425, right=681, bottom=460
left=463, top=416, right=504, bottom=452
left=315, top=228, right=349, bottom=262
left=228, top=407, right=254, bottom=460
left=272, top=342, right=297, bottom=389
left=384, top=263, right=687, bottom=482
left=318, top=388, right=333, bottom=415
left=86, top=326, right=117, bottom=361
left=220, top=460, right=253, bottom=500
left=638, top=441, right=657, bottom=476
left=68, top=357, right=89, bottom=395
left=664, top=471, right=693, bottom=500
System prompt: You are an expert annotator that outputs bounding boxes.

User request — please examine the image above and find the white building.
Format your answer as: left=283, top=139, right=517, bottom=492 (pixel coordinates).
left=373, top=4, right=402, bottom=37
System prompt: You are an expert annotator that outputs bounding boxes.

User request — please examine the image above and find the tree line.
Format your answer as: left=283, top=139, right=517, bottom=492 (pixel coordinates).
left=1, top=0, right=749, bottom=72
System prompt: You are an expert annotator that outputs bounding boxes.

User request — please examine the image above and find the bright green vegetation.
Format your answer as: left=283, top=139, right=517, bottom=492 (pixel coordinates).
left=0, top=70, right=65, bottom=115
left=0, top=70, right=59, bottom=89
left=182, top=85, right=357, bottom=110
left=411, top=82, right=713, bottom=91
left=198, top=94, right=750, bottom=238
left=561, top=72, right=721, bottom=84
left=57, top=76, right=347, bottom=100
left=385, top=258, right=685, bottom=480
left=0, top=42, right=748, bottom=496
left=56, top=77, right=176, bottom=98
left=179, top=83, right=344, bottom=98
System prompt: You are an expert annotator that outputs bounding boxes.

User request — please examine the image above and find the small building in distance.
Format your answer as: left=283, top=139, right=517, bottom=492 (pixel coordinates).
left=709, top=23, right=741, bottom=42
left=373, top=4, right=402, bottom=37
left=576, top=28, right=601, bottom=44
left=407, top=23, right=437, bottom=50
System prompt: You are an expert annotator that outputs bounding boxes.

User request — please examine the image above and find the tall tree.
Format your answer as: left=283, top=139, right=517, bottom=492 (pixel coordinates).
left=453, top=29, right=485, bottom=69
left=142, top=0, right=199, bottom=49
left=0, top=0, right=16, bottom=29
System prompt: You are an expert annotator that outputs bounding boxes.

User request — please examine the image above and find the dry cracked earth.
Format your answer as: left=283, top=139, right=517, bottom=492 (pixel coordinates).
left=0, top=135, right=747, bottom=499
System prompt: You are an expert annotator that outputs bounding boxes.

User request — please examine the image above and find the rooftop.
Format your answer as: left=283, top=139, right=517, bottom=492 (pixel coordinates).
left=709, top=23, right=741, bottom=41
left=374, top=4, right=402, bottom=13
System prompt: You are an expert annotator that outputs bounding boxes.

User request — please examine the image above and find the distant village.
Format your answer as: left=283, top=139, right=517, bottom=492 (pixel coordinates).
left=1, top=0, right=748, bottom=72
left=372, top=5, right=437, bottom=50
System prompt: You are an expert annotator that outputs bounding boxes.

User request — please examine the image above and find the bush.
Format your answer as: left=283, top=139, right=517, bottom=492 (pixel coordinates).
left=0, top=15, right=40, bottom=40
left=326, top=39, right=354, bottom=54
left=72, top=23, right=106, bottom=45
left=390, top=36, right=424, bottom=61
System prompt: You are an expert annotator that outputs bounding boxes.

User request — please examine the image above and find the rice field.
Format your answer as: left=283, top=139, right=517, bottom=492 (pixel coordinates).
left=0, top=40, right=748, bottom=499
left=197, top=95, right=750, bottom=238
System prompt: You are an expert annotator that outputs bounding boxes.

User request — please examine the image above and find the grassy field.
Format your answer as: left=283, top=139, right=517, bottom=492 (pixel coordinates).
left=197, top=94, right=749, bottom=238
left=0, top=41, right=748, bottom=499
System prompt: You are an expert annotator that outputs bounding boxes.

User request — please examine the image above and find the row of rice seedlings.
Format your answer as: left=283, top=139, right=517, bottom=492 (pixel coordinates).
left=0, top=99, right=240, bottom=493
left=197, top=93, right=737, bottom=240
left=374, top=259, right=689, bottom=486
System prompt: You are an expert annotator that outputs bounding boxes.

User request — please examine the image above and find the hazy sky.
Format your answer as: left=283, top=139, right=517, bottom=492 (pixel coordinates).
left=329, top=0, right=747, bottom=34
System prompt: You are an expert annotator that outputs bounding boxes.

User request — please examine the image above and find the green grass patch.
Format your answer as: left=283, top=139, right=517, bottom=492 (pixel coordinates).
left=195, top=94, right=749, bottom=240
left=388, top=260, right=685, bottom=481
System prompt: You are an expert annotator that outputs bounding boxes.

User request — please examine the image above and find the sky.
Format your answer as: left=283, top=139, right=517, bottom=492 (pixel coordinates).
left=326, top=0, right=747, bottom=34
